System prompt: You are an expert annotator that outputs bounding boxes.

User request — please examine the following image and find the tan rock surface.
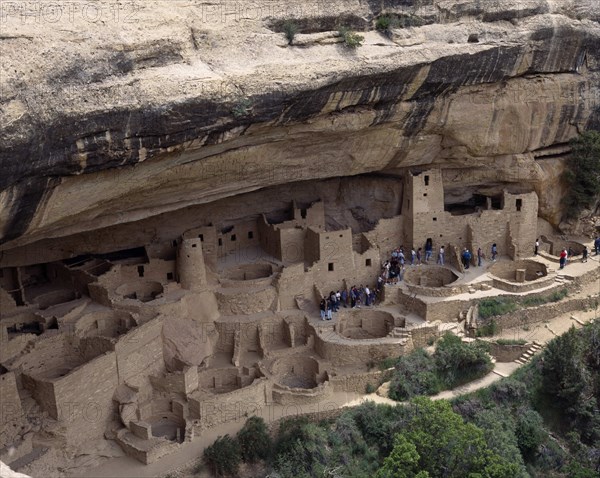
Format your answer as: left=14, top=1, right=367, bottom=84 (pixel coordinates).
left=1, top=0, right=599, bottom=259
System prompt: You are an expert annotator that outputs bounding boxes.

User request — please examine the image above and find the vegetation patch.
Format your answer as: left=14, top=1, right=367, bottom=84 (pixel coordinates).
left=201, top=324, right=599, bottom=477
left=478, top=297, right=518, bottom=319
left=495, top=338, right=527, bottom=346
left=282, top=20, right=298, bottom=45
left=338, top=26, right=364, bottom=48
left=203, top=434, right=241, bottom=477
left=374, top=12, right=425, bottom=34
left=388, top=334, right=493, bottom=401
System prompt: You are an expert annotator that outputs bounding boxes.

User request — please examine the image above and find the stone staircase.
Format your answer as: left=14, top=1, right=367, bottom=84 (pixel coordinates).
left=389, top=327, right=411, bottom=345
left=554, top=273, right=574, bottom=284
left=514, top=341, right=544, bottom=365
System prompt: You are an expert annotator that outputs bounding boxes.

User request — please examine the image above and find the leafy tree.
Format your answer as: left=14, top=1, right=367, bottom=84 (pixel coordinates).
left=393, top=397, right=520, bottom=478
left=433, top=333, right=493, bottom=388
left=388, top=348, right=441, bottom=400
left=541, top=325, right=585, bottom=405
left=562, top=130, right=600, bottom=218
left=203, top=434, right=241, bottom=477
left=515, top=408, right=545, bottom=459
left=376, top=435, right=429, bottom=478
left=273, top=418, right=330, bottom=477
left=237, top=416, right=271, bottom=463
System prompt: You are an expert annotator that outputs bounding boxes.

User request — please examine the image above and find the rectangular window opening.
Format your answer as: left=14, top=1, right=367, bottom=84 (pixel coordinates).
left=433, top=217, right=437, bottom=221
left=218, top=238, right=223, bottom=246
left=328, top=263, right=334, bottom=271
left=366, top=259, right=372, bottom=267
left=137, top=266, right=144, bottom=277
left=424, top=175, right=430, bottom=186
left=231, top=234, right=236, bottom=242
left=166, top=272, right=174, bottom=281
left=198, top=234, right=204, bottom=241
left=248, top=231, right=254, bottom=239
left=516, top=199, right=522, bottom=211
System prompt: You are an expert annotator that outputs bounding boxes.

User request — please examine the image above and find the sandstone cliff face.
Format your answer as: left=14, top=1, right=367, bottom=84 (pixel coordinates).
left=1, top=0, right=599, bottom=262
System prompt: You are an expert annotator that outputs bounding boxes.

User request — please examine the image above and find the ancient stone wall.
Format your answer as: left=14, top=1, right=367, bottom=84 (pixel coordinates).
left=188, top=378, right=267, bottom=429
left=313, top=332, right=411, bottom=367
left=217, top=220, right=260, bottom=258
left=114, top=317, right=165, bottom=385
left=0, top=372, right=24, bottom=439
left=51, top=352, right=118, bottom=446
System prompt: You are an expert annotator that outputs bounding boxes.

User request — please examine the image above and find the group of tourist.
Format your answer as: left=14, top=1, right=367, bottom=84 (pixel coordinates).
left=318, top=235, right=600, bottom=319
left=535, top=236, right=596, bottom=269
left=319, top=285, right=378, bottom=320
left=380, top=240, right=447, bottom=285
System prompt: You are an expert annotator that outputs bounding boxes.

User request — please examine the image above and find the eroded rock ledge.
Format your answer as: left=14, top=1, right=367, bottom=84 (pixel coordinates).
left=1, top=0, right=599, bottom=262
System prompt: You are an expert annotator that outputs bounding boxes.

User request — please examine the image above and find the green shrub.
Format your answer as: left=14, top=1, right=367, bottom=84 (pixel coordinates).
left=338, top=27, right=364, bottom=48
left=365, top=383, right=376, bottom=394
left=375, top=13, right=423, bottom=32
left=282, top=20, right=298, bottom=45
left=434, top=334, right=493, bottom=388
left=478, top=298, right=518, bottom=319
left=495, top=338, right=527, bottom=346
left=375, top=14, right=397, bottom=33
left=521, top=288, right=568, bottom=306
left=232, top=97, right=252, bottom=118
left=476, top=319, right=499, bottom=337
left=548, top=288, right=568, bottom=302
left=378, top=356, right=398, bottom=370
left=237, top=416, right=271, bottom=463
left=388, top=348, right=441, bottom=401
left=203, top=434, right=241, bottom=477
left=273, top=419, right=331, bottom=477
left=515, top=409, right=545, bottom=458
left=521, top=295, right=546, bottom=307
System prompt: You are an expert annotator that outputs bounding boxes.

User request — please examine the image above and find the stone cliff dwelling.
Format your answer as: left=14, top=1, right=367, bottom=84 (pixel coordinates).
left=1, top=168, right=596, bottom=470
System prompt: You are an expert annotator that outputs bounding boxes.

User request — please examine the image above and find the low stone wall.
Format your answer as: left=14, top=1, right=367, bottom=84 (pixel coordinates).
left=313, top=331, right=412, bottom=367
left=330, top=370, right=387, bottom=394
left=409, top=324, right=440, bottom=348
left=272, top=381, right=333, bottom=406
left=483, top=296, right=598, bottom=331
left=405, top=283, right=468, bottom=297
left=487, top=342, right=529, bottom=362
left=188, top=378, right=268, bottom=429
left=404, top=266, right=459, bottom=287
left=490, top=260, right=547, bottom=282
left=215, top=286, right=277, bottom=315
left=491, top=275, right=555, bottom=293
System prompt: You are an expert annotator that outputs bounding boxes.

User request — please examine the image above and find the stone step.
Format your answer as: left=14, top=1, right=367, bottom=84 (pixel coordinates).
left=570, top=315, right=585, bottom=326
left=493, top=369, right=509, bottom=378
left=514, top=359, right=526, bottom=365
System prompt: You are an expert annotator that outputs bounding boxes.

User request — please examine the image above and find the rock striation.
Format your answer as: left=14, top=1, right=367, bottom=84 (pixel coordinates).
left=0, top=0, right=599, bottom=263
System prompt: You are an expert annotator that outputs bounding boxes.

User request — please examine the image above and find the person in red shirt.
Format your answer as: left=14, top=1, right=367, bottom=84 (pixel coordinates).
left=559, top=249, right=567, bottom=269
